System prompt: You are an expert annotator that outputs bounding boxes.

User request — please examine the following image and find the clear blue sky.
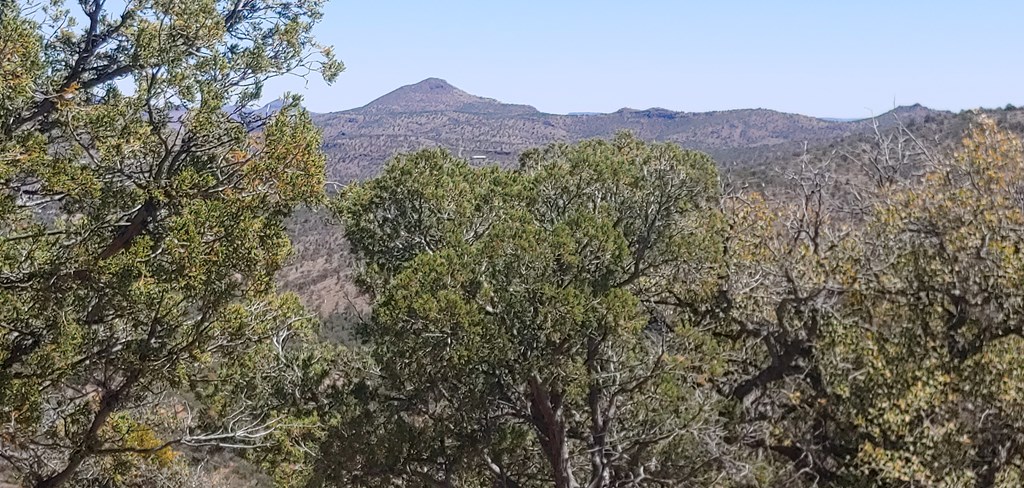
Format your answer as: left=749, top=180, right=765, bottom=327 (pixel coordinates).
left=263, top=1, right=1024, bottom=118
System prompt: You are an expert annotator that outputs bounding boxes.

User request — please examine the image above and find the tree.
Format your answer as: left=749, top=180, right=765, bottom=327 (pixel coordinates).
left=0, top=0, right=340, bottom=485
left=722, top=117, right=1024, bottom=487
left=323, top=135, right=781, bottom=488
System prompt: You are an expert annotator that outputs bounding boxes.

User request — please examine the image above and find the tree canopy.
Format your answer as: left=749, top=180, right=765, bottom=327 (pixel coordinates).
left=322, top=121, right=1024, bottom=488
left=720, top=118, right=1024, bottom=486
left=325, top=134, right=780, bottom=487
left=7, top=1, right=1024, bottom=485
left=0, top=0, right=340, bottom=485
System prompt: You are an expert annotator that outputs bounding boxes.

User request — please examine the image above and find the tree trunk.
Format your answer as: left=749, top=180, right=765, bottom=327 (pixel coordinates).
left=34, top=373, right=141, bottom=488
left=528, top=375, right=578, bottom=488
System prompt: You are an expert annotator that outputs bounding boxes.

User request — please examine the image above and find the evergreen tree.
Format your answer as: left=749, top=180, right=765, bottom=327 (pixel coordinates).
left=0, top=0, right=340, bottom=485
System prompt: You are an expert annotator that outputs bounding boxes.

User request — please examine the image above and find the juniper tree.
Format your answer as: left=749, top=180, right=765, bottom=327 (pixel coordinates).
left=0, top=0, right=340, bottom=485
left=722, top=118, right=1024, bottom=487
left=322, top=135, right=778, bottom=488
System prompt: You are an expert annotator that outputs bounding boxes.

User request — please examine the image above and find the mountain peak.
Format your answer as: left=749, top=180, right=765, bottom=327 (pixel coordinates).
left=354, top=77, right=539, bottom=115
left=411, top=77, right=457, bottom=90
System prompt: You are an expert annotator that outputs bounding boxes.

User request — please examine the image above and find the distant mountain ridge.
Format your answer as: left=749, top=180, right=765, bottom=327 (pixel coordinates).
left=308, top=78, right=952, bottom=182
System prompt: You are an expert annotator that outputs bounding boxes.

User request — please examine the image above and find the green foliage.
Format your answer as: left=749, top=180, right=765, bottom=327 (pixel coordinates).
left=723, top=118, right=1024, bottom=486
left=10, top=1, right=1024, bottom=486
left=324, top=119, right=1024, bottom=488
left=326, top=134, right=772, bottom=487
left=0, top=0, right=339, bottom=486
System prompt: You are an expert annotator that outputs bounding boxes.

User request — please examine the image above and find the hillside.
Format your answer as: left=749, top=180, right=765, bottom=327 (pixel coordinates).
left=283, top=82, right=1024, bottom=334
left=281, top=79, right=963, bottom=321
left=286, top=80, right=1024, bottom=325
left=311, top=78, right=952, bottom=183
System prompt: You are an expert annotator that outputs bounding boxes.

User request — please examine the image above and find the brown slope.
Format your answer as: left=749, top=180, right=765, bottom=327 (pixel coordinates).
left=312, top=78, right=952, bottom=183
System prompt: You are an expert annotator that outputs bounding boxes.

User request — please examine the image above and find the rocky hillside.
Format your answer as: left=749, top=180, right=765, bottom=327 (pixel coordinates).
left=311, top=78, right=953, bottom=183
left=279, top=80, right=969, bottom=323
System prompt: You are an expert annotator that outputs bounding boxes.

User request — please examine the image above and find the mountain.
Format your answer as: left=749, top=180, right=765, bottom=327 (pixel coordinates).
left=282, top=79, right=967, bottom=321
left=354, top=77, right=540, bottom=116
left=311, top=78, right=953, bottom=183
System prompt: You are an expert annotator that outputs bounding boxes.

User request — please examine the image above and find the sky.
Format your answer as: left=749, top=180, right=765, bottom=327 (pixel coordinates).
left=262, top=1, right=1024, bottom=119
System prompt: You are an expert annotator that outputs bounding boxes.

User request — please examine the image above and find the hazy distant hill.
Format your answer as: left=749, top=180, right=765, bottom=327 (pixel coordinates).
left=351, top=77, right=541, bottom=116
left=310, top=78, right=952, bottom=183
